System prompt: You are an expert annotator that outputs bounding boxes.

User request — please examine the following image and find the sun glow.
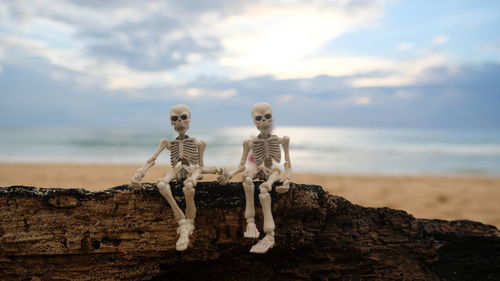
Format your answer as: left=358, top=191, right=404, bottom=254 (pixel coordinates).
left=212, top=2, right=382, bottom=78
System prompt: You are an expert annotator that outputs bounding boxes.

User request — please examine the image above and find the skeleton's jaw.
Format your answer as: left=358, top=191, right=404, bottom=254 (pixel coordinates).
left=256, top=122, right=273, bottom=136
left=258, top=128, right=272, bottom=136
left=173, top=124, right=189, bottom=136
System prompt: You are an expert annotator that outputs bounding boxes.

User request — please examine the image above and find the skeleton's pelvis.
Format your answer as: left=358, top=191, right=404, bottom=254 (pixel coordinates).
left=174, top=165, right=194, bottom=181
left=256, top=170, right=268, bottom=181
left=247, top=165, right=280, bottom=181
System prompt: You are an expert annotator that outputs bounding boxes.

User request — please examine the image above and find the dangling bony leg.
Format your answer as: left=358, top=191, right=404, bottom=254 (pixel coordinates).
left=242, top=175, right=260, bottom=238
left=175, top=177, right=195, bottom=251
left=250, top=170, right=281, bottom=254
left=157, top=172, right=194, bottom=251
left=157, top=173, right=185, bottom=222
left=175, top=168, right=202, bottom=251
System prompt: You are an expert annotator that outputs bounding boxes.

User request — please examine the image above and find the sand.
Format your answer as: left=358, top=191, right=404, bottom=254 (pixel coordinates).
left=1, top=163, right=499, bottom=227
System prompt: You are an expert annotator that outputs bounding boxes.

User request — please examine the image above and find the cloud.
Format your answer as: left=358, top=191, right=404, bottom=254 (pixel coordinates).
left=353, top=96, right=371, bottom=105
left=276, top=94, right=295, bottom=104
left=211, top=1, right=388, bottom=78
left=1, top=0, right=498, bottom=119
left=397, top=42, right=415, bottom=52
left=176, top=87, right=238, bottom=99
left=0, top=35, right=175, bottom=90
left=0, top=0, right=223, bottom=89
left=0, top=0, right=391, bottom=90
left=432, top=35, right=449, bottom=45
left=350, top=51, right=448, bottom=87
left=123, top=86, right=239, bottom=101
left=2, top=61, right=500, bottom=129
left=220, top=54, right=398, bottom=80
left=3, top=0, right=455, bottom=93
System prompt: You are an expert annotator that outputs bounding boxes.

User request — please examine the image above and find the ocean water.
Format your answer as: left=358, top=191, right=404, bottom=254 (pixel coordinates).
left=0, top=126, right=499, bottom=176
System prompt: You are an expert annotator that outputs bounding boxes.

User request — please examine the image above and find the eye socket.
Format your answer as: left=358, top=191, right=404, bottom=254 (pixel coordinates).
left=180, top=114, right=188, bottom=120
left=264, top=114, right=272, bottom=119
left=170, top=116, right=179, bottom=121
left=255, top=116, right=262, bottom=121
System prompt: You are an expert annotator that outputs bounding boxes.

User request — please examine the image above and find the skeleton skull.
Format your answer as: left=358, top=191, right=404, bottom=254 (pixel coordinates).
left=170, top=104, right=191, bottom=135
left=251, top=102, right=273, bottom=134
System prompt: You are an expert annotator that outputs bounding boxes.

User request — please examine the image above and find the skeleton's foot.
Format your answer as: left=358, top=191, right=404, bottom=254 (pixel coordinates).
left=276, top=179, right=290, bottom=193
left=275, top=184, right=289, bottom=193
left=244, top=218, right=260, bottom=238
left=250, top=233, right=275, bottom=254
left=131, top=181, right=142, bottom=190
left=176, top=219, right=194, bottom=251
left=259, top=182, right=272, bottom=192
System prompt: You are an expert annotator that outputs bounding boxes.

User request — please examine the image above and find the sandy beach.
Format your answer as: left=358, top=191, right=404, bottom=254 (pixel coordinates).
left=1, top=162, right=499, bottom=227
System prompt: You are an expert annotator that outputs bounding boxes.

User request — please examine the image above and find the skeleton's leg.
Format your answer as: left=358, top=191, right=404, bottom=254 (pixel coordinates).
left=242, top=168, right=259, bottom=238
left=243, top=175, right=259, bottom=238
left=184, top=167, right=202, bottom=221
left=250, top=170, right=281, bottom=254
left=157, top=172, right=185, bottom=222
left=157, top=172, right=193, bottom=251
left=174, top=168, right=202, bottom=251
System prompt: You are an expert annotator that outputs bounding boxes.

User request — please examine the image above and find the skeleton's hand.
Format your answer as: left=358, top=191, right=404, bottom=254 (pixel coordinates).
left=215, top=167, right=224, bottom=177
left=217, top=168, right=236, bottom=185
left=130, top=173, right=143, bottom=190
left=217, top=168, right=230, bottom=185
left=276, top=179, right=290, bottom=193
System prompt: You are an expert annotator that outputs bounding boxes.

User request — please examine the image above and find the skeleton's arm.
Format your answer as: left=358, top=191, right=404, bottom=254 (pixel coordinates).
left=280, top=136, right=292, bottom=180
left=218, top=139, right=251, bottom=184
left=131, top=139, right=170, bottom=189
left=194, top=139, right=221, bottom=175
left=276, top=136, right=292, bottom=193
left=195, top=139, right=206, bottom=168
left=237, top=139, right=252, bottom=169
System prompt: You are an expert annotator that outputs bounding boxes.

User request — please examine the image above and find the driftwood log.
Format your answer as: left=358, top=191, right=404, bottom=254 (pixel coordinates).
left=0, top=182, right=499, bottom=281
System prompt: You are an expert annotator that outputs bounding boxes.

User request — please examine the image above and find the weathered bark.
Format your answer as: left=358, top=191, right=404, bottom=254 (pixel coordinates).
left=0, top=182, right=499, bottom=281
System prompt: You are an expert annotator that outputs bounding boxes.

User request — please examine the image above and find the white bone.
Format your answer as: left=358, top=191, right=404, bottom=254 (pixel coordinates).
left=196, top=139, right=206, bottom=168
left=176, top=218, right=194, bottom=251
left=251, top=102, right=273, bottom=135
left=243, top=176, right=260, bottom=238
left=130, top=104, right=222, bottom=252
left=170, top=137, right=199, bottom=166
left=252, top=135, right=281, bottom=166
left=244, top=218, right=260, bottom=239
left=170, top=104, right=191, bottom=138
left=131, top=139, right=169, bottom=189
left=259, top=192, right=274, bottom=233
left=276, top=136, right=292, bottom=193
left=183, top=183, right=196, bottom=219
left=183, top=168, right=202, bottom=221
left=243, top=176, right=256, bottom=219
left=218, top=102, right=293, bottom=254
left=250, top=234, right=275, bottom=254
left=157, top=174, right=185, bottom=222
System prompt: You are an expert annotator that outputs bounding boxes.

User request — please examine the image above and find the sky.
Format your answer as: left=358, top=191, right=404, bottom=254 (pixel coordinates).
left=0, top=0, right=499, bottom=129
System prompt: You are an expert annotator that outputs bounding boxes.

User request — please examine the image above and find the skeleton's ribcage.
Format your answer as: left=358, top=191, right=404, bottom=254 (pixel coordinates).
left=170, top=138, right=198, bottom=166
left=252, top=136, right=281, bottom=166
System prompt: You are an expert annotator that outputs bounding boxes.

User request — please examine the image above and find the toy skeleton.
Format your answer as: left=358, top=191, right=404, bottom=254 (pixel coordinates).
left=130, top=104, right=220, bottom=251
left=218, top=102, right=292, bottom=254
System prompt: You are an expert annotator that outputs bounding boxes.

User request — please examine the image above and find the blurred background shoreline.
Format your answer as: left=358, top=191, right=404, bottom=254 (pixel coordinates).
left=2, top=126, right=499, bottom=176
left=1, top=125, right=499, bottom=228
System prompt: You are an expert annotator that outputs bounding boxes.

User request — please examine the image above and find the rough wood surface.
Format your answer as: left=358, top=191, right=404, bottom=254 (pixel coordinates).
left=0, top=182, right=499, bottom=281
